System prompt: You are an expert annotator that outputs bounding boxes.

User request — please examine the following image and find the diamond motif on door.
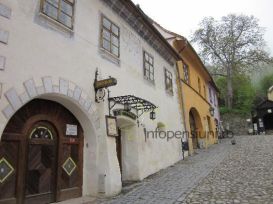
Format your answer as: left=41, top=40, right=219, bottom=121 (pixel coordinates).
left=62, top=157, right=76, bottom=176
left=0, top=157, right=14, bottom=184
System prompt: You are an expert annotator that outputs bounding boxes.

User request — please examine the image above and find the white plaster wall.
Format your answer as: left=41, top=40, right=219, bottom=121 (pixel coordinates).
left=0, top=0, right=184, bottom=197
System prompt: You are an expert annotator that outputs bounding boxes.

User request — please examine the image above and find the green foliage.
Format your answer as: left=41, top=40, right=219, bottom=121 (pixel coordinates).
left=216, top=74, right=256, bottom=115
left=260, top=72, right=273, bottom=94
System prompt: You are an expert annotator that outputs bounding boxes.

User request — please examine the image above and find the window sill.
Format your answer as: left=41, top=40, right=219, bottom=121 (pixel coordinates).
left=143, top=76, right=155, bottom=86
left=166, top=90, right=174, bottom=96
left=39, top=13, right=74, bottom=35
left=99, top=48, right=120, bottom=66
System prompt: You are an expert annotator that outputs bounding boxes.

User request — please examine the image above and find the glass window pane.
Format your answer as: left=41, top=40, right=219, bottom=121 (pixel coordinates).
left=103, top=17, right=111, bottom=30
left=102, top=29, right=110, bottom=40
left=145, top=62, right=149, bottom=70
left=102, top=39, right=110, bottom=51
left=43, top=2, right=58, bottom=20
left=46, top=0, right=59, bottom=7
left=111, top=35, right=119, bottom=47
left=112, top=24, right=119, bottom=36
left=145, top=52, right=149, bottom=61
left=111, top=46, right=119, bottom=57
left=59, top=12, right=72, bottom=28
left=61, top=0, right=73, bottom=16
left=149, top=56, right=153, bottom=64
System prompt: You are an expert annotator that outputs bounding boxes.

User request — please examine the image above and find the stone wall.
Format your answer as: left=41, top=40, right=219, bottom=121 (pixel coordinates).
left=221, top=113, right=251, bottom=135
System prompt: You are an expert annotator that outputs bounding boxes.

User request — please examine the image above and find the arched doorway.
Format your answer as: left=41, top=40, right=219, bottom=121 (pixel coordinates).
left=189, top=108, right=203, bottom=149
left=0, top=99, right=83, bottom=204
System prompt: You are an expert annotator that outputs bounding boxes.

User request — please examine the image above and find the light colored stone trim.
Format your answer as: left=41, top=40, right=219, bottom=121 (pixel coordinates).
left=4, top=88, right=22, bottom=110
left=0, top=3, right=11, bottom=19
left=0, top=56, right=6, bottom=70
left=2, top=77, right=100, bottom=130
left=0, top=29, right=9, bottom=44
left=2, top=105, right=14, bottom=119
left=42, top=76, right=53, bottom=93
left=24, top=79, right=38, bottom=98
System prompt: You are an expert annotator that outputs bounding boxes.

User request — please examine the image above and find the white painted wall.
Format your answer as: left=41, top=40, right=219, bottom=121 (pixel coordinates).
left=0, top=0, right=184, bottom=197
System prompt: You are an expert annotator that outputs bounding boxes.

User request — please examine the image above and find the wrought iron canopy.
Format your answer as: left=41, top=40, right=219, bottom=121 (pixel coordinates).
left=108, top=95, right=157, bottom=112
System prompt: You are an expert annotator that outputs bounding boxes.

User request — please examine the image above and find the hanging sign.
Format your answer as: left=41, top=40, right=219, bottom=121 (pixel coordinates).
left=94, top=78, right=117, bottom=90
left=66, top=124, right=78, bottom=136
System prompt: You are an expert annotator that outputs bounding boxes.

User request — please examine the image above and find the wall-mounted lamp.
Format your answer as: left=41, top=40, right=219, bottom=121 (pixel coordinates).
left=150, top=110, right=156, bottom=120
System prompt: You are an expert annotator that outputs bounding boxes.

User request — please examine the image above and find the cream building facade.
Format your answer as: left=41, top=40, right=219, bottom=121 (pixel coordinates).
left=0, top=0, right=185, bottom=203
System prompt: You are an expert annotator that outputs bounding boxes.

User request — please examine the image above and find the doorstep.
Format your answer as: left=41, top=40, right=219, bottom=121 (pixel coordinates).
left=53, top=196, right=97, bottom=204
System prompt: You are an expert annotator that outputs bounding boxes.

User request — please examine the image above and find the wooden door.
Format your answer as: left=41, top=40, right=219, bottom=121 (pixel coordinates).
left=24, top=123, right=57, bottom=204
left=116, top=129, right=122, bottom=175
left=0, top=99, right=83, bottom=204
left=189, top=111, right=198, bottom=149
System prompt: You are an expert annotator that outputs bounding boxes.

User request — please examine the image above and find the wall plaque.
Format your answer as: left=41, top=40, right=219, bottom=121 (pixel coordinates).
left=105, top=116, right=118, bottom=137
left=66, top=124, right=77, bottom=136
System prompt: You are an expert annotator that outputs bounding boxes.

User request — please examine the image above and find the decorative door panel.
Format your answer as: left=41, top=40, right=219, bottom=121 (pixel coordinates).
left=58, top=143, right=82, bottom=201
left=0, top=141, right=18, bottom=204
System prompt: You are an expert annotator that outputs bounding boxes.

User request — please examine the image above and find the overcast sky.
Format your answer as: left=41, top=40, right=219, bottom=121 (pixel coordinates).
left=132, top=0, right=273, bottom=56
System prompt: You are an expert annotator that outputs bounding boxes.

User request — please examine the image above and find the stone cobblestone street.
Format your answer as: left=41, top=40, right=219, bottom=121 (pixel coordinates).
left=93, top=138, right=233, bottom=204
left=182, top=135, right=273, bottom=204
left=89, top=136, right=273, bottom=204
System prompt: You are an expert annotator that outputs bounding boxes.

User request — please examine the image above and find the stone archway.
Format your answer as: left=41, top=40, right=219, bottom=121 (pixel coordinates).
left=116, top=116, right=140, bottom=184
left=189, top=108, right=203, bottom=149
left=0, top=77, right=101, bottom=198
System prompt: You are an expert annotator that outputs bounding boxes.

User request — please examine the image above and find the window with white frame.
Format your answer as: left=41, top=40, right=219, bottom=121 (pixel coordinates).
left=40, top=0, right=74, bottom=29
left=165, top=68, right=173, bottom=94
left=143, top=51, right=154, bottom=82
left=101, top=16, right=120, bottom=58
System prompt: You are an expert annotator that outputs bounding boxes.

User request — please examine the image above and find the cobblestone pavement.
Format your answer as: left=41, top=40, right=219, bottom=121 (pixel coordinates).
left=182, top=135, right=273, bottom=204
left=94, top=139, right=233, bottom=204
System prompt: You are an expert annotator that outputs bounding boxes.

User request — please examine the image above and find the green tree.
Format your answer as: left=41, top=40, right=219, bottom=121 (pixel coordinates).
left=216, top=75, right=256, bottom=114
left=192, top=14, right=272, bottom=108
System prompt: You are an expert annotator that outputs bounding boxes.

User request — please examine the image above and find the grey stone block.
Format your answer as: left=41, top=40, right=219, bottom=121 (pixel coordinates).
left=2, top=105, right=14, bottom=119
left=73, top=86, right=82, bottom=101
left=42, top=77, right=53, bottom=93
left=0, top=3, right=11, bottom=19
left=59, top=79, right=69, bottom=95
left=84, top=99, right=92, bottom=111
left=0, top=56, right=6, bottom=70
left=0, top=29, right=9, bottom=44
left=37, top=86, right=45, bottom=95
left=5, top=88, right=22, bottom=110
left=53, top=85, right=59, bottom=93
left=20, top=92, right=30, bottom=104
left=24, top=79, right=37, bottom=98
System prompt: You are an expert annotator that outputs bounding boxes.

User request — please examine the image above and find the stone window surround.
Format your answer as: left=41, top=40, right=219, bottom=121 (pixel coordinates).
left=164, top=68, right=173, bottom=95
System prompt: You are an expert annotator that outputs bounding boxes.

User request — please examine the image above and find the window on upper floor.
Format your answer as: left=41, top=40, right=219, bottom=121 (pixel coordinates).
left=209, top=88, right=212, bottom=103
left=40, top=0, right=75, bottom=30
left=183, top=64, right=189, bottom=84
left=101, top=15, right=120, bottom=58
left=203, top=85, right=207, bottom=99
left=198, top=77, right=201, bottom=94
left=164, top=68, right=173, bottom=95
left=143, top=51, right=154, bottom=82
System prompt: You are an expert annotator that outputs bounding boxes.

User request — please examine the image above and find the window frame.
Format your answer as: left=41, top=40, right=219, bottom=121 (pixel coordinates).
left=143, top=51, right=155, bottom=83
left=164, top=68, right=173, bottom=95
left=100, top=15, right=120, bottom=58
left=198, top=77, right=201, bottom=94
left=40, top=0, right=75, bottom=30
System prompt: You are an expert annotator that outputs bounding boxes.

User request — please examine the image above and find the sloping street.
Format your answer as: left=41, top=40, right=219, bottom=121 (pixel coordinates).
left=89, top=136, right=273, bottom=204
